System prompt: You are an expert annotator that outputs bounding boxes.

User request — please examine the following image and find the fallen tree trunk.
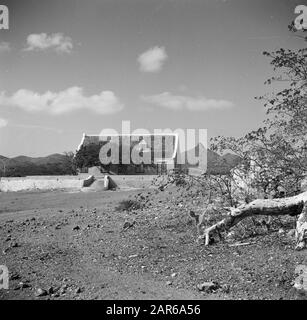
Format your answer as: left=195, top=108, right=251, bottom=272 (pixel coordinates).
left=199, top=191, right=307, bottom=250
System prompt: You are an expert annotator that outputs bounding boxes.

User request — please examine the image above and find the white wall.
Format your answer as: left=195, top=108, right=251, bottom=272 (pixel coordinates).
left=0, top=176, right=84, bottom=192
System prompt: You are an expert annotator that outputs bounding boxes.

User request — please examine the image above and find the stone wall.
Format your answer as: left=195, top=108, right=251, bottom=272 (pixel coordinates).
left=0, top=174, right=159, bottom=192
left=0, top=176, right=84, bottom=192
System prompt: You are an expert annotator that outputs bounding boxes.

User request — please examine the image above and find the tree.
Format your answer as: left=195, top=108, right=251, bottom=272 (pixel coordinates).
left=74, top=143, right=102, bottom=170
left=62, top=151, right=77, bottom=175
left=0, top=158, right=8, bottom=177
left=201, top=27, right=307, bottom=249
left=211, top=40, right=306, bottom=199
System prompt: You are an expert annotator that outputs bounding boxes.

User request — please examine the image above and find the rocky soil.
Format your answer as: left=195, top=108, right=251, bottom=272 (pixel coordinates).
left=0, top=186, right=306, bottom=300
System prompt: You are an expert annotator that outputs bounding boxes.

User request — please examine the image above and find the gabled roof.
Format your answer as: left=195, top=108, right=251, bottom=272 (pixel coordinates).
left=77, top=133, right=179, bottom=161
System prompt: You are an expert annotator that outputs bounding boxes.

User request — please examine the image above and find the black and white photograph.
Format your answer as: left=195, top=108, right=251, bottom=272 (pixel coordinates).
left=0, top=0, right=306, bottom=304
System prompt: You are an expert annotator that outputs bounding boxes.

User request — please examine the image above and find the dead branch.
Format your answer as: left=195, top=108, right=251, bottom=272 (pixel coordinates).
left=198, top=191, right=307, bottom=250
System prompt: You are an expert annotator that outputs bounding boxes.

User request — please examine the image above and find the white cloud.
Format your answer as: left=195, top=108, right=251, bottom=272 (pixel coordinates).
left=0, top=42, right=11, bottom=53
left=141, top=92, right=234, bottom=111
left=24, top=33, right=73, bottom=54
left=138, top=46, right=168, bottom=72
left=0, top=118, right=8, bottom=128
left=0, top=87, right=124, bottom=115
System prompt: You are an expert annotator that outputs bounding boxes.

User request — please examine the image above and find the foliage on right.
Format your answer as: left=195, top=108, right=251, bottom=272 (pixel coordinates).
left=210, top=33, right=307, bottom=202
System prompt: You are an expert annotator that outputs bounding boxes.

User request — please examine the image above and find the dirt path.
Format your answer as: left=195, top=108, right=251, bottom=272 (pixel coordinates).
left=0, top=189, right=306, bottom=300
left=0, top=190, right=203, bottom=300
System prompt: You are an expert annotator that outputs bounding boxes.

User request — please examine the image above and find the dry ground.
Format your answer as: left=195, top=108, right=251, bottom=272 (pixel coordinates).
left=0, top=187, right=306, bottom=300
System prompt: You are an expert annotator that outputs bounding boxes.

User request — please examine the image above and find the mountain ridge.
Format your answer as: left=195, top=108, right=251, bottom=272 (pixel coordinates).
left=0, top=146, right=241, bottom=177
left=180, top=143, right=241, bottom=174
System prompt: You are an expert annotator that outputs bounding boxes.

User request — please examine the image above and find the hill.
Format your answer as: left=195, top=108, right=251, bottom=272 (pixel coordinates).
left=0, top=153, right=76, bottom=177
left=0, top=146, right=241, bottom=177
left=180, top=144, right=241, bottom=174
left=11, top=153, right=68, bottom=165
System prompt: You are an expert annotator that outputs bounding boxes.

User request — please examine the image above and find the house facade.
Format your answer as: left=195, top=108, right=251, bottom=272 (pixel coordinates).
left=77, top=133, right=182, bottom=175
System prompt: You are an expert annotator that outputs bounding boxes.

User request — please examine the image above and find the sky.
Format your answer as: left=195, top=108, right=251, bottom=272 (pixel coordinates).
left=0, top=0, right=305, bottom=157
